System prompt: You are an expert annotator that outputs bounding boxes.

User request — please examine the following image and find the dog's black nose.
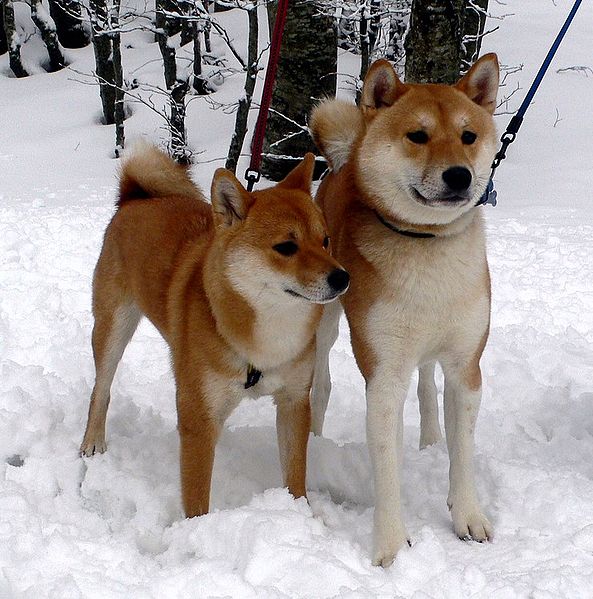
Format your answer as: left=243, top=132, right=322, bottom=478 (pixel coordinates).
left=442, top=166, right=472, bottom=192
left=327, top=269, right=350, bottom=293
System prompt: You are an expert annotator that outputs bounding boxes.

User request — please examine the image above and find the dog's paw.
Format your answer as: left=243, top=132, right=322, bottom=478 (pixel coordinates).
left=372, top=523, right=410, bottom=567
left=80, top=437, right=107, bottom=457
left=419, top=427, right=443, bottom=450
left=450, top=503, right=492, bottom=542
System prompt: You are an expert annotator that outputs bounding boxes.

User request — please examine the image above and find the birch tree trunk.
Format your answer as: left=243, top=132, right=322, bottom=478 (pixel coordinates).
left=261, top=0, right=337, bottom=181
left=225, top=3, right=257, bottom=173
left=48, top=0, right=89, bottom=48
left=2, top=0, right=28, bottom=77
left=404, top=0, right=464, bottom=84
left=29, top=0, right=66, bottom=71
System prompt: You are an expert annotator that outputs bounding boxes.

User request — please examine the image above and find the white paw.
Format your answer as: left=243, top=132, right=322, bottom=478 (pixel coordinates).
left=450, top=502, right=492, bottom=542
left=372, top=522, right=410, bottom=567
left=80, top=437, right=107, bottom=457
left=419, top=427, right=443, bottom=450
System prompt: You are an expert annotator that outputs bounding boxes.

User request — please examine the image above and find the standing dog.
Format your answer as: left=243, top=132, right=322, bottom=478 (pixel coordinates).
left=310, top=54, right=499, bottom=566
left=80, top=146, right=349, bottom=517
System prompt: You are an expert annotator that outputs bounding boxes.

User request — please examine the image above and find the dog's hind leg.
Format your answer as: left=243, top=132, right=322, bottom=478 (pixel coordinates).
left=80, top=297, right=141, bottom=456
left=442, top=360, right=492, bottom=543
left=418, top=362, right=442, bottom=449
left=310, top=300, right=342, bottom=436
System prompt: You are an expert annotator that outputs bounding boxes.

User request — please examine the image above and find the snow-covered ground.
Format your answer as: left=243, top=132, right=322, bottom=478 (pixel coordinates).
left=2, top=0, right=593, bottom=597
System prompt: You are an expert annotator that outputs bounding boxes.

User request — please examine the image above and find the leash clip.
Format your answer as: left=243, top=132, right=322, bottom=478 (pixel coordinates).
left=476, top=178, right=497, bottom=207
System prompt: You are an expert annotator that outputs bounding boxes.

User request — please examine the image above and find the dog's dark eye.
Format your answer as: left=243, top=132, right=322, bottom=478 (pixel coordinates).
left=406, top=130, right=429, bottom=144
left=323, top=236, right=330, bottom=249
left=461, top=131, right=477, bottom=145
left=273, top=241, right=298, bottom=256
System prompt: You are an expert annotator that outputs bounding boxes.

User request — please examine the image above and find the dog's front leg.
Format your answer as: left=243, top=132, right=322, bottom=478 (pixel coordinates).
left=177, top=391, right=221, bottom=518
left=275, top=389, right=311, bottom=500
left=367, top=365, right=413, bottom=567
left=442, top=362, right=492, bottom=542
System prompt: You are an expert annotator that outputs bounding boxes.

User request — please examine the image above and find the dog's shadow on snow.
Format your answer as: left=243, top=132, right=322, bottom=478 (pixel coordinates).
left=212, top=426, right=374, bottom=511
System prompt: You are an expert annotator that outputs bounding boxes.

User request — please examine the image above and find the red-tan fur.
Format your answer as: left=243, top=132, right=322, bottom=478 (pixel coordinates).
left=80, top=145, right=347, bottom=517
left=310, top=55, right=500, bottom=566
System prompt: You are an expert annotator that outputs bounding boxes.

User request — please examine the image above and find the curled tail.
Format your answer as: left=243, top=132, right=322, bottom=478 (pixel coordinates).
left=117, top=143, right=203, bottom=206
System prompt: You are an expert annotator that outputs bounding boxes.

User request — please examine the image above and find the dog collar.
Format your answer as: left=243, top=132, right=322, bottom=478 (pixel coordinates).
left=245, top=363, right=262, bottom=389
left=373, top=210, right=436, bottom=239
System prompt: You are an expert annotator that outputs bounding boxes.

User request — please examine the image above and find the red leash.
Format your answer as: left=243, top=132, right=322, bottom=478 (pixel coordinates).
left=245, top=0, right=290, bottom=191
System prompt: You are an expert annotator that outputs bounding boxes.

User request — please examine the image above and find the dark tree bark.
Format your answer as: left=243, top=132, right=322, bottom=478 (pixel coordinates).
left=112, top=0, right=125, bottom=155
left=192, top=19, right=209, bottom=94
left=0, top=7, right=7, bottom=55
left=170, top=80, right=190, bottom=164
left=180, top=0, right=193, bottom=46
left=463, top=0, right=488, bottom=67
left=261, top=0, right=337, bottom=181
left=202, top=0, right=211, bottom=53
left=386, top=6, right=407, bottom=65
left=156, top=0, right=190, bottom=163
left=404, top=0, right=465, bottom=84
left=90, top=0, right=116, bottom=123
left=29, top=0, right=66, bottom=71
left=48, top=0, right=89, bottom=48
left=156, top=0, right=177, bottom=89
left=2, top=0, right=29, bottom=77
left=214, top=0, right=233, bottom=12
left=225, top=3, right=258, bottom=173
left=357, top=0, right=381, bottom=103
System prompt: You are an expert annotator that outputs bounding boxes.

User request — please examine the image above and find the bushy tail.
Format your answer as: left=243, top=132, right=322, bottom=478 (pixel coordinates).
left=117, top=143, right=203, bottom=206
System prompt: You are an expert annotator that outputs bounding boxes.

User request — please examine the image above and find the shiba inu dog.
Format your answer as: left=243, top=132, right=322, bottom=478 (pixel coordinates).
left=309, top=54, right=499, bottom=566
left=80, top=145, right=349, bottom=517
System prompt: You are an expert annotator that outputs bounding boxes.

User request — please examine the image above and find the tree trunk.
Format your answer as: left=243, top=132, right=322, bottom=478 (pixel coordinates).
left=214, top=0, right=233, bottom=13
left=171, top=80, right=190, bottom=164
left=404, top=0, right=464, bottom=84
left=156, top=0, right=190, bottom=163
left=180, top=0, right=193, bottom=46
left=225, top=3, right=258, bottom=173
left=29, top=0, right=66, bottom=71
left=111, top=0, right=125, bottom=156
left=2, top=0, right=28, bottom=77
left=156, top=0, right=177, bottom=89
left=202, top=0, right=211, bottom=53
left=48, top=0, right=89, bottom=48
left=192, top=19, right=209, bottom=94
left=386, top=3, right=408, bottom=66
left=90, top=0, right=116, bottom=123
left=463, top=0, right=488, bottom=68
left=261, top=0, right=337, bottom=181
left=0, top=6, right=8, bottom=55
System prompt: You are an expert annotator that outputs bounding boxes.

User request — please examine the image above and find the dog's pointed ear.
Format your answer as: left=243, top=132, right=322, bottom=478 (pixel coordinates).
left=361, top=59, right=408, bottom=116
left=211, top=169, right=254, bottom=228
left=276, top=153, right=316, bottom=194
left=456, top=53, right=499, bottom=114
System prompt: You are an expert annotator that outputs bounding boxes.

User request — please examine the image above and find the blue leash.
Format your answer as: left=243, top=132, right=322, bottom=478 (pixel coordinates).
left=477, top=0, right=583, bottom=207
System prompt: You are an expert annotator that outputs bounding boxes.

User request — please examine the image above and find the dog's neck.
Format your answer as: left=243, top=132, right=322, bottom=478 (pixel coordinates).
left=370, top=204, right=478, bottom=239
left=202, top=241, right=319, bottom=371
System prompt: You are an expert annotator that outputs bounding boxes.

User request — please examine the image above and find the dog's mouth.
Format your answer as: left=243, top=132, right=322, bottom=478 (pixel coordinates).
left=284, top=288, right=344, bottom=304
left=410, top=187, right=470, bottom=207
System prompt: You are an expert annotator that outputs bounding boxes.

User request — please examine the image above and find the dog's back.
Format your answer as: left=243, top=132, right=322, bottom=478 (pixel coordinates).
left=96, top=145, right=211, bottom=336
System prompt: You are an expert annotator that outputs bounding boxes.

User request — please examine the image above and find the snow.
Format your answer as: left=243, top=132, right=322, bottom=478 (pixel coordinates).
left=2, top=0, right=593, bottom=597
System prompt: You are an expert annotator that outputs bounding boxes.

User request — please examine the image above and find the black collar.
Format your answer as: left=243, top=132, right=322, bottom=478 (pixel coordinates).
left=245, top=363, right=262, bottom=389
left=373, top=210, right=436, bottom=239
